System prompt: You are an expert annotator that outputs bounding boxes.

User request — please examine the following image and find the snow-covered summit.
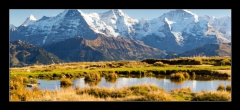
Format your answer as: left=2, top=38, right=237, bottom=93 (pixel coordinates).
left=21, top=14, right=37, bottom=27
left=9, top=24, right=15, bottom=30
left=183, top=9, right=198, bottom=23
left=29, top=14, right=37, bottom=20
left=10, top=9, right=231, bottom=54
left=200, top=15, right=231, bottom=39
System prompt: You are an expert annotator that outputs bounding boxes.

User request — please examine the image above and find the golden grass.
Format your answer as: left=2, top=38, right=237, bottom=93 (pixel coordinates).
left=31, top=78, right=38, bottom=84
left=10, top=83, right=231, bottom=101
left=170, top=72, right=190, bottom=81
left=140, top=91, right=174, bottom=101
left=215, top=70, right=231, bottom=77
left=10, top=88, right=105, bottom=101
left=60, top=78, right=73, bottom=86
left=217, top=84, right=225, bottom=91
left=191, top=91, right=231, bottom=101
left=226, top=84, right=231, bottom=92
left=170, top=72, right=185, bottom=81
left=84, top=72, right=101, bottom=82
left=84, top=80, right=101, bottom=87
left=105, top=72, right=118, bottom=81
left=10, top=57, right=231, bottom=79
left=170, top=88, right=193, bottom=101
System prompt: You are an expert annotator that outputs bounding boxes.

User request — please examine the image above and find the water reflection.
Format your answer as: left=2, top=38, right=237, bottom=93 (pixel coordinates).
left=170, top=79, right=185, bottom=85
left=105, top=79, right=117, bottom=83
left=60, top=85, right=72, bottom=89
left=33, top=77, right=231, bottom=92
left=85, top=80, right=101, bottom=87
left=192, top=80, right=196, bottom=91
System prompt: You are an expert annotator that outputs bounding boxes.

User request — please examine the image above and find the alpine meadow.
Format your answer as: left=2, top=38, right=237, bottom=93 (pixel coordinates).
left=9, top=9, right=231, bottom=101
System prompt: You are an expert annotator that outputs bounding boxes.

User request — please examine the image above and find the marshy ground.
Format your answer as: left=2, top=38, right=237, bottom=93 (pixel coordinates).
left=9, top=56, right=231, bottom=101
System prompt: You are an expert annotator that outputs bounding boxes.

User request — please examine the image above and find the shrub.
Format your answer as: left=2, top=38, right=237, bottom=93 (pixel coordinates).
left=170, top=73, right=185, bottom=81
left=226, top=84, right=231, bottom=92
left=183, top=72, right=190, bottom=79
left=153, top=61, right=164, bottom=66
left=10, top=80, right=23, bottom=90
left=220, top=59, right=231, bottom=66
left=105, top=72, right=118, bottom=80
left=60, top=78, right=73, bottom=86
left=84, top=72, right=101, bottom=82
left=31, top=78, right=38, bottom=84
left=153, top=61, right=168, bottom=66
left=22, top=77, right=29, bottom=83
left=194, top=58, right=202, bottom=65
left=217, top=84, right=225, bottom=91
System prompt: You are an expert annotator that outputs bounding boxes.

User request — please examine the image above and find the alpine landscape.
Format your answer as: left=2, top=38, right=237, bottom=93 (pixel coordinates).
left=10, top=9, right=231, bottom=101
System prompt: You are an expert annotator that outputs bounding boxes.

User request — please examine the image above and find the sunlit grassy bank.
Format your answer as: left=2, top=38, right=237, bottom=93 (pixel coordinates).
left=9, top=75, right=231, bottom=101
left=10, top=57, right=231, bottom=78
left=9, top=56, right=231, bottom=101
left=10, top=84, right=231, bottom=101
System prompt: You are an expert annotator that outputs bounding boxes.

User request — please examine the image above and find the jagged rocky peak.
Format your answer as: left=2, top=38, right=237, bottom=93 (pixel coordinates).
left=21, top=14, right=37, bottom=27
left=64, top=9, right=82, bottom=16
left=10, top=9, right=231, bottom=55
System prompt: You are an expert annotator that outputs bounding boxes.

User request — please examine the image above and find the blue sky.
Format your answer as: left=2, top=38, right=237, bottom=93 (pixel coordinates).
left=10, top=9, right=231, bottom=27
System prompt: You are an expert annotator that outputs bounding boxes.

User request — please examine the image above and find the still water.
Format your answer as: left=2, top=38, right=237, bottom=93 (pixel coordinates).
left=30, top=77, right=231, bottom=92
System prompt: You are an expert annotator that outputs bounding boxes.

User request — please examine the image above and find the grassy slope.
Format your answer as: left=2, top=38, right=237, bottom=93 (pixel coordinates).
left=10, top=65, right=230, bottom=77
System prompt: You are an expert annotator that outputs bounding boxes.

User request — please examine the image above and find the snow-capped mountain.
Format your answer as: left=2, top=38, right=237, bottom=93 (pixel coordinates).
left=201, top=15, right=231, bottom=40
left=9, top=24, right=16, bottom=30
left=10, top=10, right=101, bottom=45
left=10, top=9, right=231, bottom=54
left=211, top=15, right=231, bottom=40
left=22, top=14, right=37, bottom=27
left=134, top=9, right=231, bottom=53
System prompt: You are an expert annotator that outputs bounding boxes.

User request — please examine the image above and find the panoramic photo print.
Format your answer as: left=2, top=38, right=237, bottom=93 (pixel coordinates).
left=9, top=9, right=231, bottom=101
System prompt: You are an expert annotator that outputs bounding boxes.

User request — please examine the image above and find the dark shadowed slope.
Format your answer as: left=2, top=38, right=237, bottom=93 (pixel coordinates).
left=10, top=40, right=63, bottom=67
left=42, top=35, right=167, bottom=62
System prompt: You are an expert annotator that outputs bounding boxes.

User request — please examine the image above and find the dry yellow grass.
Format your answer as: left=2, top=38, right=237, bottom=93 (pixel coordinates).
left=191, top=91, right=231, bottom=101
left=216, top=70, right=231, bottom=77
left=10, top=85, right=231, bottom=101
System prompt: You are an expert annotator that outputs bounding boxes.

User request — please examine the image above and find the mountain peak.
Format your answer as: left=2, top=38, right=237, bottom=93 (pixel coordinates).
left=104, top=9, right=124, bottom=16
left=222, top=15, right=231, bottom=19
left=182, top=9, right=198, bottom=22
left=21, top=14, right=37, bottom=26
left=29, top=14, right=37, bottom=20
left=111, top=9, right=123, bottom=13
left=166, top=9, right=198, bottom=23
left=9, top=24, right=16, bottom=30
left=62, top=9, right=83, bottom=17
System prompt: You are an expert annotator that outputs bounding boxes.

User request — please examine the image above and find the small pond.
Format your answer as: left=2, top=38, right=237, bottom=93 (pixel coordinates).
left=27, top=77, right=231, bottom=92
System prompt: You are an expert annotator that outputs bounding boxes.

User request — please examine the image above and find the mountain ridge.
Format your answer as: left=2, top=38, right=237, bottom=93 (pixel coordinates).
left=10, top=40, right=63, bottom=67
left=42, top=35, right=167, bottom=62
left=10, top=9, right=231, bottom=54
